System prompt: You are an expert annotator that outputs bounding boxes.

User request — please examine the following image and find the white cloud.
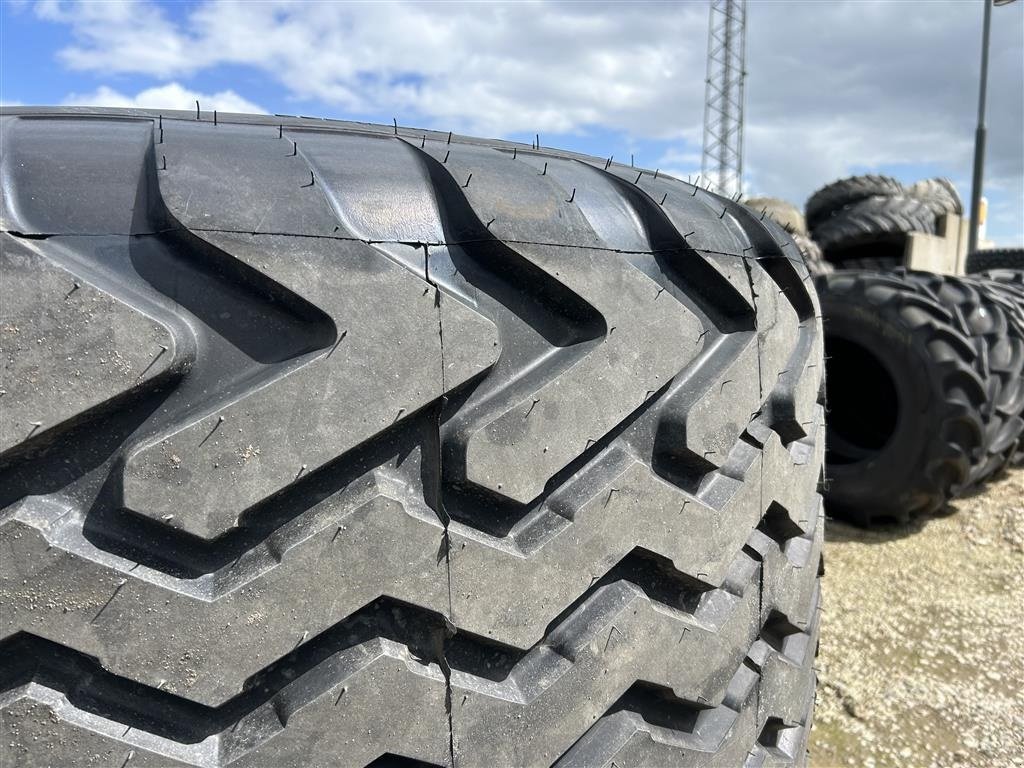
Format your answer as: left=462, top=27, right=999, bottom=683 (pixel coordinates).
left=741, top=2, right=1022, bottom=208
left=38, top=1, right=709, bottom=138
left=33, top=0, right=1024, bottom=242
left=63, top=83, right=265, bottom=115
left=37, top=0, right=188, bottom=76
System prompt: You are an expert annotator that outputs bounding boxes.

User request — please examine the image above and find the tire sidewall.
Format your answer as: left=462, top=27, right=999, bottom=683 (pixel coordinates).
left=823, top=295, right=942, bottom=517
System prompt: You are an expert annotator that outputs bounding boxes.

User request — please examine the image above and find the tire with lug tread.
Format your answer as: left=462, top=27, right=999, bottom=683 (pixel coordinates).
left=0, top=107, right=824, bottom=768
left=812, top=195, right=936, bottom=261
left=816, top=270, right=986, bottom=525
left=905, top=177, right=962, bottom=219
left=966, top=248, right=1024, bottom=274
left=831, top=256, right=900, bottom=272
left=893, top=269, right=1024, bottom=485
left=975, top=269, right=1024, bottom=464
left=976, top=269, right=1024, bottom=343
left=977, top=269, right=1024, bottom=310
left=805, top=174, right=903, bottom=229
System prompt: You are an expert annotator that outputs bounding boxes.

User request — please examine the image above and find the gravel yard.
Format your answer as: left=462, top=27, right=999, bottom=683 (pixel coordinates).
left=811, top=469, right=1024, bottom=767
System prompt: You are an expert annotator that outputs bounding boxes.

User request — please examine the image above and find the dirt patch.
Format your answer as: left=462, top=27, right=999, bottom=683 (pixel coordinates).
left=811, top=468, right=1024, bottom=767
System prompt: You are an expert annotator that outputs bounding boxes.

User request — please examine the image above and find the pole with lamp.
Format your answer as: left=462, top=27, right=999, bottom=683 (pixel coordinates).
left=968, top=0, right=1017, bottom=255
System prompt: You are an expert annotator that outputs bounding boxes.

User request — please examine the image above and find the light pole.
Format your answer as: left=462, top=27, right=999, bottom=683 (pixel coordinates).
left=968, top=0, right=1017, bottom=254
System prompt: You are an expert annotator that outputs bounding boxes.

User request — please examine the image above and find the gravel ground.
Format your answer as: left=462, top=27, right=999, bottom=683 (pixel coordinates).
left=811, top=468, right=1024, bottom=768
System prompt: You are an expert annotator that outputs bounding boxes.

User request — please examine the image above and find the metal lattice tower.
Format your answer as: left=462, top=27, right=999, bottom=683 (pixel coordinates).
left=701, top=0, right=747, bottom=199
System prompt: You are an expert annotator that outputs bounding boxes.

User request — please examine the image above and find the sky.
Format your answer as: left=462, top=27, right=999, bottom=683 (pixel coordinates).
left=1, top=0, right=1022, bottom=245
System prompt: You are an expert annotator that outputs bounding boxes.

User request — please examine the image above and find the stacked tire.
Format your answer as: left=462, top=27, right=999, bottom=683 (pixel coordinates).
left=817, top=268, right=1024, bottom=525
left=806, top=175, right=962, bottom=271
left=966, top=247, right=1024, bottom=274
left=976, top=269, right=1024, bottom=465
left=807, top=170, right=1022, bottom=526
left=749, top=175, right=967, bottom=275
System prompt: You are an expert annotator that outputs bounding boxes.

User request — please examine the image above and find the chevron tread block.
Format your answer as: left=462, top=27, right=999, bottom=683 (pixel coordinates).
left=1, top=487, right=449, bottom=706
left=122, top=231, right=498, bottom=538
left=0, top=235, right=182, bottom=455
left=0, top=107, right=823, bottom=767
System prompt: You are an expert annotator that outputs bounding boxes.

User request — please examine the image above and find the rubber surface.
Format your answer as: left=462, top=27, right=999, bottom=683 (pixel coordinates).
left=828, top=256, right=900, bottom=272
left=811, top=195, right=936, bottom=258
left=816, top=271, right=986, bottom=525
left=804, top=175, right=903, bottom=230
left=975, top=269, right=1024, bottom=465
left=0, top=108, right=824, bottom=767
left=966, top=248, right=1024, bottom=274
left=977, top=270, right=1024, bottom=330
left=892, top=270, right=1024, bottom=485
left=905, top=177, right=963, bottom=219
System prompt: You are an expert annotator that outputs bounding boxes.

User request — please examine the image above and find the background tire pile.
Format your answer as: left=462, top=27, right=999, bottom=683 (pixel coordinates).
left=815, top=268, right=1024, bottom=525
left=745, top=175, right=1022, bottom=527
left=749, top=173, right=962, bottom=274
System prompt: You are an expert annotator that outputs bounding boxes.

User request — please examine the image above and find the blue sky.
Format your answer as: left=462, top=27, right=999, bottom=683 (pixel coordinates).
left=2, top=0, right=1022, bottom=245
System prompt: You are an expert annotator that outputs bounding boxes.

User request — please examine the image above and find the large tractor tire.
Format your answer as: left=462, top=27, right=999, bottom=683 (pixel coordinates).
left=812, top=195, right=935, bottom=266
left=892, top=270, right=1024, bottom=485
left=977, top=269, right=1024, bottom=330
left=816, top=271, right=986, bottom=525
left=905, top=177, right=962, bottom=219
left=0, top=108, right=824, bottom=767
left=966, top=248, right=1024, bottom=274
left=978, top=269, right=1024, bottom=305
left=829, top=256, right=900, bottom=272
left=975, top=269, right=1024, bottom=465
left=805, top=174, right=903, bottom=230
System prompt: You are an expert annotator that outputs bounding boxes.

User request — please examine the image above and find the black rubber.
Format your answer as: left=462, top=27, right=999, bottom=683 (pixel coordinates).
left=743, top=196, right=807, bottom=236
left=966, top=248, right=1024, bottom=274
left=892, top=270, right=1024, bottom=485
left=977, top=269, right=1024, bottom=330
left=975, top=269, right=1024, bottom=465
left=0, top=108, right=824, bottom=767
left=805, top=174, right=903, bottom=230
left=906, top=177, right=963, bottom=219
left=978, top=269, right=1024, bottom=304
left=816, top=271, right=986, bottom=525
left=830, top=256, right=900, bottom=272
left=812, top=195, right=936, bottom=263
